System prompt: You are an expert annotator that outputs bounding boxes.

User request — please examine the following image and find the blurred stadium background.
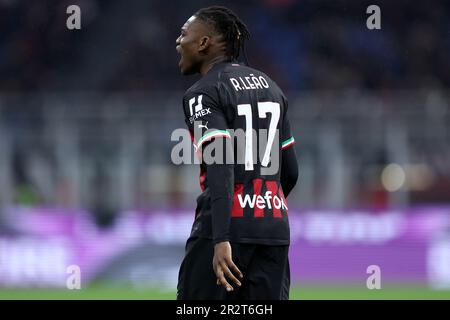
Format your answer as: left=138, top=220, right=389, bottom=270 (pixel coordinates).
left=0, top=0, right=450, bottom=299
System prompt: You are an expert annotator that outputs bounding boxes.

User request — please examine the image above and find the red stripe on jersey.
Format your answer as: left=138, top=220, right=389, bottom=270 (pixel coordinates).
left=253, top=178, right=264, bottom=218
left=266, top=181, right=281, bottom=218
left=199, top=167, right=206, bottom=192
left=279, top=186, right=288, bottom=216
left=232, top=183, right=244, bottom=217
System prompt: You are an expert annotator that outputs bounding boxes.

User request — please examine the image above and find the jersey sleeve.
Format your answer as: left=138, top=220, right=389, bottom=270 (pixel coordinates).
left=182, top=84, right=234, bottom=244
left=182, top=85, right=232, bottom=153
left=280, top=95, right=298, bottom=197
left=280, top=96, right=296, bottom=150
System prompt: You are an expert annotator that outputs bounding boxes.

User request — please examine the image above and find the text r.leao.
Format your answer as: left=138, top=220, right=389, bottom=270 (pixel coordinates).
left=230, top=74, right=270, bottom=91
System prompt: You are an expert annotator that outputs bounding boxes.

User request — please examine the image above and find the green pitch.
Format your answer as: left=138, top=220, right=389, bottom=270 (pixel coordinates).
left=1, top=285, right=449, bottom=300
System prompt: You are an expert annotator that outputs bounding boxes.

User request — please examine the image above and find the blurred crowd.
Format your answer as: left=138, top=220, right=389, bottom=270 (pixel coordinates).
left=0, top=0, right=449, bottom=213
left=0, top=0, right=449, bottom=92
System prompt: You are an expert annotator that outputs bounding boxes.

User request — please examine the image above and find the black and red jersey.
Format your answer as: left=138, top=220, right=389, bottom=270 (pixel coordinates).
left=182, top=61, right=296, bottom=245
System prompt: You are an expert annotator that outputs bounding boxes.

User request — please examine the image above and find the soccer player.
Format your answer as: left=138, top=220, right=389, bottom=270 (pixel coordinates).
left=175, top=6, right=298, bottom=300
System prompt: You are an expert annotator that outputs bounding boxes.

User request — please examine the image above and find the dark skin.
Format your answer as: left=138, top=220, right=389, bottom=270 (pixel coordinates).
left=176, top=16, right=243, bottom=292
left=176, top=15, right=229, bottom=75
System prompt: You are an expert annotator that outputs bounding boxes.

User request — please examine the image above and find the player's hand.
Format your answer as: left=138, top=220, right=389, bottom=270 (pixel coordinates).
left=213, top=241, right=243, bottom=292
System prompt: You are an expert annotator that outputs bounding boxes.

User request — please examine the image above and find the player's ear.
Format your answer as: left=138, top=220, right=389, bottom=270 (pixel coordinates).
left=198, top=36, right=211, bottom=53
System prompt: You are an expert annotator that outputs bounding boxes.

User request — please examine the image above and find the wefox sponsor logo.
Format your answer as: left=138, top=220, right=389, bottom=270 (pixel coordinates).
left=238, top=191, right=287, bottom=210
left=232, top=179, right=288, bottom=218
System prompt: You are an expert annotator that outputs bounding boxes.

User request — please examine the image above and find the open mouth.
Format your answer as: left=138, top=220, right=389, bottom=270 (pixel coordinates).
left=176, top=46, right=183, bottom=67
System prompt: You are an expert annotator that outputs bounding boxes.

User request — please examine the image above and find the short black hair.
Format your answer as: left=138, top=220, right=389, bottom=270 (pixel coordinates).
left=195, top=6, right=250, bottom=62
